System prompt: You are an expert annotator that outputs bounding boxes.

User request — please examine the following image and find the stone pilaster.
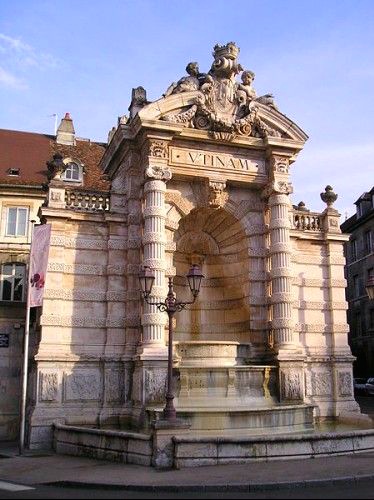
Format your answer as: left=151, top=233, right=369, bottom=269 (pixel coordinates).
left=322, top=206, right=360, bottom=416
left=125, top=165, right=142, bottom=359
left=264, top=155, right=304, bottom=402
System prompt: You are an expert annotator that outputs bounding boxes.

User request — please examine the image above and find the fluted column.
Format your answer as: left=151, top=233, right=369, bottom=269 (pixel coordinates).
left=269, top=191, right=295, bottom=349
left=264, top=155, right=300, bottom=353
left=265, top=154, right=304, bottom=403
left=140, top=165, right=171, bottom=357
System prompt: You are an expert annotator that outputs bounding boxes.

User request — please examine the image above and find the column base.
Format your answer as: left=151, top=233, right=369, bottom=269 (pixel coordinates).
left=136, top=343, right=168, bottom=361
left=131, top=359, right=168, bottom=411
left=152, top=419, right=190, bottom=469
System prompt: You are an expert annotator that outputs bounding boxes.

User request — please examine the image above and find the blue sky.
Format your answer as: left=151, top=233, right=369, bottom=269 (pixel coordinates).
left=0, top=0, right=373, bottom=217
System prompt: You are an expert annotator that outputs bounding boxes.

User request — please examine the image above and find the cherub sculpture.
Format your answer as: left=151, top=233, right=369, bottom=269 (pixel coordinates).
left=237, top=69, right=278, bottom=110
left=163, top=62, right=201, bottom=97
left=236, top=70, right=257, bottom=104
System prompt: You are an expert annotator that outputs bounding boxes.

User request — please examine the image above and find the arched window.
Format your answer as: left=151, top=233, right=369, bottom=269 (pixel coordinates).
left=63, top=161, right=83, bottom=183
left=0, top=263, right=26, bottom=301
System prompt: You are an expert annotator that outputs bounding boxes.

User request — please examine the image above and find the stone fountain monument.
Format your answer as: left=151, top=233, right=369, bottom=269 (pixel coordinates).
left=28, top=42, right=373, bottom=467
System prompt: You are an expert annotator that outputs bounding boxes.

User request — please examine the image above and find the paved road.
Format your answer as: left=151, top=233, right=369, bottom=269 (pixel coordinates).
left=0, top=479, right=374, bottom=499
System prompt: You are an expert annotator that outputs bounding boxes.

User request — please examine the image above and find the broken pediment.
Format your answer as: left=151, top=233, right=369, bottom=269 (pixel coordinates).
left=138, top=42, right=308, bottom=143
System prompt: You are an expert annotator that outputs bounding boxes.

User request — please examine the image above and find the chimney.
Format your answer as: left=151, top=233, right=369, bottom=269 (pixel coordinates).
left=56, top=112, right=76, bottom=145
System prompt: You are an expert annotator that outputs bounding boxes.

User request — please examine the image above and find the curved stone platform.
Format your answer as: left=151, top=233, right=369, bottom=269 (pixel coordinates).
left=53, top=423, right=374, bottom=468
left=173, top=426, right=374, bottom=468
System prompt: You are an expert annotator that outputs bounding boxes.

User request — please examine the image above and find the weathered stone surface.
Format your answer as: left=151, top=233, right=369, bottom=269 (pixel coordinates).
left=22, top=42, right=359, bottom=467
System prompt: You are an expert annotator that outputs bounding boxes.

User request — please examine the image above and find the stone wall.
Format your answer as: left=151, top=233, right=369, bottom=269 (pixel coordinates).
left=28, top=210, right=132, bottom=448
left=0, top=195, right=42, bottom=440
left=291, top=231, right=358, bottom=417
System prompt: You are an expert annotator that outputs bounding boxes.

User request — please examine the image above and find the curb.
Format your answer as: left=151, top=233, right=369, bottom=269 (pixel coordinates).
left=44, top=474, right=374, bottom=492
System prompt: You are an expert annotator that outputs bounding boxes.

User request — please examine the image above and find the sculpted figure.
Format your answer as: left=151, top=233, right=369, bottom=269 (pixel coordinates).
left=160, top=42, right=282, bottom=139
left=236, top=70, right=257, bottom=104
left=164, top=62, right=201, bottom=97
left=236, top=70, right=278, bottom=110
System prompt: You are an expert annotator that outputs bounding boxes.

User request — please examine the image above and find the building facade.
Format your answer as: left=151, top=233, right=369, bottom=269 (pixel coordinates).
left=0, top=116, right=108, bottom=440
left=341, top=188, right=374, bottom=378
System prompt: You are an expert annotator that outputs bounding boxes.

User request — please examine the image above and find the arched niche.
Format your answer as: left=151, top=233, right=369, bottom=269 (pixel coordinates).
left=172, top=207, right=252, bottom=348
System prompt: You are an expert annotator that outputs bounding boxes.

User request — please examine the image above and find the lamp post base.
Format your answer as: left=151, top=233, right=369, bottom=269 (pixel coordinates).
left=163, top=394, right=177, bottom=421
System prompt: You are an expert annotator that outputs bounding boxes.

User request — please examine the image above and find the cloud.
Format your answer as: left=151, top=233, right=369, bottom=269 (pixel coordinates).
left=0, top=33, right=59, bottom=72
left=0, top=66, right=27, bottom=90
left=0, top=33, right=33, bottom=52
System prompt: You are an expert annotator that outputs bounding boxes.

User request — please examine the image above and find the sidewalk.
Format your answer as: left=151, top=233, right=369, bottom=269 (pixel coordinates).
left=1, top=441, right=374, bottom=492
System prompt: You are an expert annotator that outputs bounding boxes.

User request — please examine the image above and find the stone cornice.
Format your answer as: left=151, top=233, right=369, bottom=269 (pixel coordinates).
left=40, top=206, right=106, bottom=222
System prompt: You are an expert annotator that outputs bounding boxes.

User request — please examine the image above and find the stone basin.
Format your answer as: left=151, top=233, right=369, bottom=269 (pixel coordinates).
left=174, top=340, right=241, bottom=367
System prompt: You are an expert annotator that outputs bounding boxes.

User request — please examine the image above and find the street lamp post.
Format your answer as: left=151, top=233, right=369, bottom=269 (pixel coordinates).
left=139, top=265, right=204, bottom=421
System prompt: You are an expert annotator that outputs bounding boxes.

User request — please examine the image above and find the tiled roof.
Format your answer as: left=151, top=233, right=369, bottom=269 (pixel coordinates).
left=51, top=140, right=109, bottom=192
left=0, top=128, right=109, bottom=192
left=0, top=129, right=53, bottom=186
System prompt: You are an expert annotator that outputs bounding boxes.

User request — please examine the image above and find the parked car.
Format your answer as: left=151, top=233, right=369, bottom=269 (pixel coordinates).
left=365, top=378, right=374, bottom=396
left=354, top=378, right=367, bottom=395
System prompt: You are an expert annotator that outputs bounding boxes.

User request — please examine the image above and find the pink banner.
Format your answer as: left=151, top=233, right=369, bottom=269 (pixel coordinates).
left=29, top=224, right=51, bottom=307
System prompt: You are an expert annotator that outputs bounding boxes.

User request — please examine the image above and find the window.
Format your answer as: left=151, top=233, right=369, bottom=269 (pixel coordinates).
left=351, top=239, right=357, bottom=261
left=369, top=310, right=374, bottom=329
left=5, top=207, right=28, bottom=237
left=0, top=263, right=26, bottom=301
left=353, top=274, right=360, bottom=297
left=355, top=312, right=362, bottom=336
left=7, top=168, right=20, bottom=176
left=63, top=161, right=81, bottom=182
left=364, top=231, right=372, bottom=255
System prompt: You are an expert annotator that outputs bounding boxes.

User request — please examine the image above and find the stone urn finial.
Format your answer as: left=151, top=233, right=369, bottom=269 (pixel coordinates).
left=320, top=185, right=337, bottom=208
left=297, top=201, right=307, bottom=211
left=47, top=152, right=65, bottom=181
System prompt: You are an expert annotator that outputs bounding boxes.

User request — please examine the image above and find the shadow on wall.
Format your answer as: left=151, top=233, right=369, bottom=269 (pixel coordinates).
left=27, top=214, right=133, bottom=448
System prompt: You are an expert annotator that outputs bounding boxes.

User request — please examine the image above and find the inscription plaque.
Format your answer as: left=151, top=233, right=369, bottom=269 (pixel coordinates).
left=170, top=147, right=265, bottom=174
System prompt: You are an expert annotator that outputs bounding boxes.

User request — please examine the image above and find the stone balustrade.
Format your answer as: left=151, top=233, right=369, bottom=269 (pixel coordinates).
left=65, top=189, right=110, bottom=212
left=292, top=210, right=322, bottom=231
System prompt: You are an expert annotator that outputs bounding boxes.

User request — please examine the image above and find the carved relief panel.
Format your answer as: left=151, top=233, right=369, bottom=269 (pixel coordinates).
left=39, top=372, right=59, bottom=402
left=338, top=371, right=353, bottom=396
left=305, top=370, right=332, bottom=397
left=280, top=368, right=304, bottom=402
left=64, top=370, right=101, bottom=401
left=144, top=368, right=167, bottom=405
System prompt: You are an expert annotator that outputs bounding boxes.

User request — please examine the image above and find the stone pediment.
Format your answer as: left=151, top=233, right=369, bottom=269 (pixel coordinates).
left=138, top=42, right=308, bottom=143
left=139, top=92, right=306, bottom=142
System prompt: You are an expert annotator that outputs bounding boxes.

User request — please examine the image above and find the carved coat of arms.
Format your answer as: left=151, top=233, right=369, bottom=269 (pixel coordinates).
left=162, top=42, right=281, bottom=141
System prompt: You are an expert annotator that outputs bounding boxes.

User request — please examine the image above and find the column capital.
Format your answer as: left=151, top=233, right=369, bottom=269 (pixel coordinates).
left=148, top=139, right=169, bottom=160
left=269, top=154, right=290, bottom=174
left=145, top=165, right=172, bottom=182
left=262, top=180, right=293, bottom=200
